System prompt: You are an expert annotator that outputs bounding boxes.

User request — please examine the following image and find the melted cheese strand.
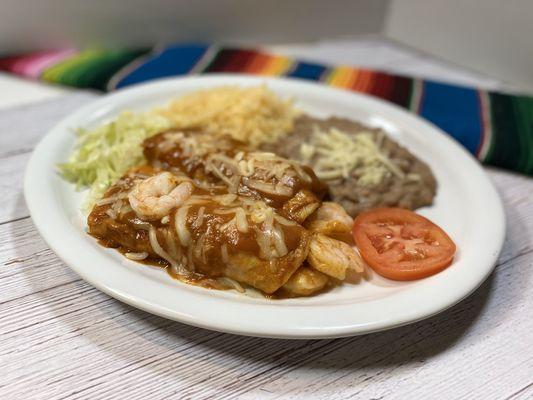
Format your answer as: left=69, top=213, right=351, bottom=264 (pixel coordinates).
left=175, top=206, right=191, bottom=247
left=148, top=226, right=188, bottom=276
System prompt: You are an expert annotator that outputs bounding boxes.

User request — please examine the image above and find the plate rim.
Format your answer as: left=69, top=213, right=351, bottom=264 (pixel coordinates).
left=24, top=74, right=506, bottom=339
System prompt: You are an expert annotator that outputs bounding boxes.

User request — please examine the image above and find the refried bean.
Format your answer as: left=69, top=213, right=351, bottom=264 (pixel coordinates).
left=262, top=115, right=437, bottom=217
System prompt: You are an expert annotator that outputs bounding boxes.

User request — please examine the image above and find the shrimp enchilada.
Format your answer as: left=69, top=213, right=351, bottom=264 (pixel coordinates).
left=60, top=85, right=456, bottom=298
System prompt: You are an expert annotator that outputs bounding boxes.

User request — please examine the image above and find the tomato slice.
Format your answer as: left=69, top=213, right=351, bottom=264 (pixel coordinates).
left=352, top=208, right=456, bottom=281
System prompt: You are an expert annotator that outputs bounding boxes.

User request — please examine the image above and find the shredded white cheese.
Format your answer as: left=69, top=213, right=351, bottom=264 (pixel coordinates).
left=300, top=127, right=409, bottom=186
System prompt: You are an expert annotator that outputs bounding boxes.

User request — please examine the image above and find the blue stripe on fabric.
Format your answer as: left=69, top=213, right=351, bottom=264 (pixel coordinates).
left=113, top=44, right=208, bottom=89
left=418, top=81, right=482, bottom=155
left=287, top=62, right=327, bottom=80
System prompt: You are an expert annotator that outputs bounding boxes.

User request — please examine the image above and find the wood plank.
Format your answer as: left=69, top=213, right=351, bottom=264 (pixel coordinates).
left=506, top=383, right=533, bottom=400
left=0, top=93, right=95, bottom=224
left=246, top=259, right=533, bottom=400
left=0, top=217, right=79, bottom=304
left=0, top=152, right=30, bottom=224
left=486, top=169, right=533, bottom=263
left=0, top=248, right=531, bottom=400
left=0, top=93, right=96, bottom=159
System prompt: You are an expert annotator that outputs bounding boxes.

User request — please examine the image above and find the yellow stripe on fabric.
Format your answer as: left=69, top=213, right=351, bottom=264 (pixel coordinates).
left=262, top=56, right=293, bottom=76
left=326, top=67, right=359, bottom=88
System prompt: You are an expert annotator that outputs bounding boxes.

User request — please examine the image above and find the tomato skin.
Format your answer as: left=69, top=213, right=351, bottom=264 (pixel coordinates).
left=352, top=208, right=456, bottom=281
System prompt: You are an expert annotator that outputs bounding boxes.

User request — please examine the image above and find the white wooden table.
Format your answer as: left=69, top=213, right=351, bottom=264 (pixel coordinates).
left=1, top=39, right=532, bottom=400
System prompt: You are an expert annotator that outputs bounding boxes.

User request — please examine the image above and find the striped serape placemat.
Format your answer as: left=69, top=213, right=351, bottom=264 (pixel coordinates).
left=1, top=44, right=532, bottom=175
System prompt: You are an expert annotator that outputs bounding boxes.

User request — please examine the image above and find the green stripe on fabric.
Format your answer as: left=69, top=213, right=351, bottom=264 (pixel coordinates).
left=513, top=96, right=533, bottom=173
left=42, top=49, right=148, bottom=90
left=486, top=93, right=522, bottom=171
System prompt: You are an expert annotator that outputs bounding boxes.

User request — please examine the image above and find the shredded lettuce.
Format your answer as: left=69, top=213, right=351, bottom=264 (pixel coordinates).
left=57, top=111, right=172, bottom=208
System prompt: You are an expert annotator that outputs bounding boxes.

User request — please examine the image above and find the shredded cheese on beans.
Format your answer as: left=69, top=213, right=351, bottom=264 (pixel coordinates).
left=300, top=127, right=410, bottom=186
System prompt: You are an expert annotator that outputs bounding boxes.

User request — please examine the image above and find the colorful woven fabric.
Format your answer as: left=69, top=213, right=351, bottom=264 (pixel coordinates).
left=2, top=44, right=532, bottom=175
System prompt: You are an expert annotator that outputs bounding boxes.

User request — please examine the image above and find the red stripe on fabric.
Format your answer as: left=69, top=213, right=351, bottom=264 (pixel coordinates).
left=390, top=76, right=413, bottom=107
left=362, top=71, right=378, bottom=95
left=351, top=70, right=373, bottom=93
left=205, top=49, right=255, bottom=72
left=226, top=49, right=257, bottom=72
left=0, top=55, right=23, bottom=71
left=244, top=52, right=271, bottom=74
left=368, top=73, right=395, bottom=100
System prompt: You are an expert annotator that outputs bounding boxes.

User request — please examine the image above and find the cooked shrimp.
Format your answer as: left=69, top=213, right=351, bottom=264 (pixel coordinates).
left=129, top=172, right=193, bottom=220
left=282, top=266, right=330, bottom=297
left=282, top=190, right=321, bottom=224
left=307, top=233, right=365, bottom=280
left=304, top=202, right=353, bottom=242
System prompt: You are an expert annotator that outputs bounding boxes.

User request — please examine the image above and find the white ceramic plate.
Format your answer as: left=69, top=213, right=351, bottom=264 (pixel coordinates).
left=25, top=75, right=505, bottom=339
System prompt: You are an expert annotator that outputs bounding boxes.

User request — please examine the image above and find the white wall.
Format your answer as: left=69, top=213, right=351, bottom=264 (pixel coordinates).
left=385, top=0, right=533, bottom=91
left=3, top=0, right=532, bottom=90
left=1, top=0, right=387, bottom=51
